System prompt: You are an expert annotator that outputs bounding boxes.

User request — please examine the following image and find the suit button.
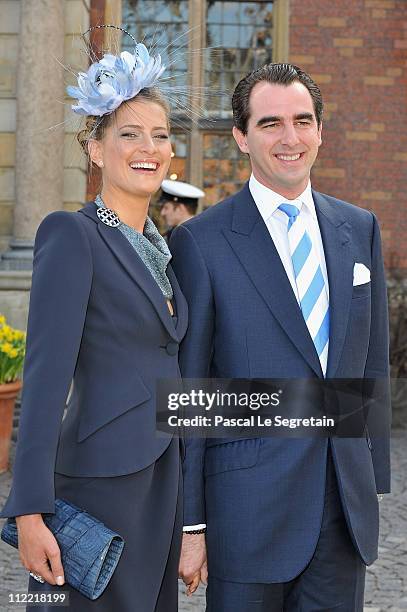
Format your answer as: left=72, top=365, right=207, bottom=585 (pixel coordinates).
left=165, top=341, right=179, bottom=356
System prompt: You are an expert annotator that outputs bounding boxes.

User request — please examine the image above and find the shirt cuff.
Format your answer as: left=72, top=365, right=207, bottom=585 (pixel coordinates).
left=183, top=524, right=207, bottom=532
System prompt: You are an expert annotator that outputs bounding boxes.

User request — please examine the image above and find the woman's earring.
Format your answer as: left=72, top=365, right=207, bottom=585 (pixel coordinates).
left=98, top=161, right=104, bottom=168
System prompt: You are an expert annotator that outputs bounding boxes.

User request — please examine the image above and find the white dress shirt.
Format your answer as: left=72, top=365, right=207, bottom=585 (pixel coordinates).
left=249, top=174, right=329, bottom=302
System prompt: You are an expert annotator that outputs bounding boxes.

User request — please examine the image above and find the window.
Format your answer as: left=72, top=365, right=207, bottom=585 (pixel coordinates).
left=203, top=132, right=250, bottom=204
left=206, top=1, right=273, bottom=115
left=203, top=1, right=274, bottom=199
left=121, top=0, right=285, bottom=205
left=122, top=0, right=189, bottom=88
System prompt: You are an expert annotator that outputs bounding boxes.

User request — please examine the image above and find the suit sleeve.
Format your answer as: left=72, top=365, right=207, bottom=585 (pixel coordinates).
left=364, top=212, right=391, bottom=494
left=170, top=224, right=214, bottom=525
left=0, top=212, right=93, bottom=518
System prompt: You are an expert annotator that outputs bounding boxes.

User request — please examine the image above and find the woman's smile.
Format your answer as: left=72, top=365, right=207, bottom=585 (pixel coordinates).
left=128, top=160, right=160, bottom=172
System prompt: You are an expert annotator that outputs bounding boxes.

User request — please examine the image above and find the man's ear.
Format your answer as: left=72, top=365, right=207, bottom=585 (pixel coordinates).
left=88, top=139, right=104, bottom=168
left=232, top=126, right=250, bottom=155
left=318, top=121, right=323, bottom=147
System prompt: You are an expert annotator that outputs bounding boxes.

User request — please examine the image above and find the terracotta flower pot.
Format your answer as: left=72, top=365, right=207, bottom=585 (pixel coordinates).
left=0, top=380, right=22, bottom=473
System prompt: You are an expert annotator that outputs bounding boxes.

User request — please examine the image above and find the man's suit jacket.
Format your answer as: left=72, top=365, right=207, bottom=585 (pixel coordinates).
left=1, top=202, right=187, bottom=519
left=170, top=183, right=391, bottom=583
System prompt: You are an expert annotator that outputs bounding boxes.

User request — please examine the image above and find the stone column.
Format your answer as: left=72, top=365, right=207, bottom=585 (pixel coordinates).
left=1, top=0, right=65, bottom=270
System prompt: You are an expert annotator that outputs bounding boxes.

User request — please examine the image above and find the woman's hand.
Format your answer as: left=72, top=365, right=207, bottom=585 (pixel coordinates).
left=15, top=514, right=65, bottom=586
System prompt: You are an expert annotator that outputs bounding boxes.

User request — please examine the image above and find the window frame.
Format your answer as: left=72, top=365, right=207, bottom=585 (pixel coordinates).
left=105, top=0, right=289, bottom=193
left=187, top=0, right=289, bottom=188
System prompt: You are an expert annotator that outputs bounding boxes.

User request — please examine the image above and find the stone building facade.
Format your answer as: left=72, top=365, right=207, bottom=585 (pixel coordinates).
left=0, top=0, right=406, bottom=328
left=0, top=0, right=93, bottom=327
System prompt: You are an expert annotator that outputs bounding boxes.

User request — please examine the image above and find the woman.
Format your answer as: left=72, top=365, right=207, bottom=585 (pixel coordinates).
left=0, top=43, right=188, bottom=611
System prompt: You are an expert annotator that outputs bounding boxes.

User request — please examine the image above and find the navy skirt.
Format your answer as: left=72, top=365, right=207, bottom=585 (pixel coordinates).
left=27, top=438, right=182, bottom=612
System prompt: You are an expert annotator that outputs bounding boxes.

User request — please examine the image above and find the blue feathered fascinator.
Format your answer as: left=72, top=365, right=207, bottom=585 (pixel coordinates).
left=67, top=43, right=165, bottom=117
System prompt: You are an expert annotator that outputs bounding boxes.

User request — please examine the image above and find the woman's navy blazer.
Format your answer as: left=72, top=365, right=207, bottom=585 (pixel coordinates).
left=1, top=202, right=188, bottom=518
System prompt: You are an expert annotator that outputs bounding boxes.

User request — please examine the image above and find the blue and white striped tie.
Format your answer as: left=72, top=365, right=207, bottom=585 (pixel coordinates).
left=279, top=202, right=329, bottom=375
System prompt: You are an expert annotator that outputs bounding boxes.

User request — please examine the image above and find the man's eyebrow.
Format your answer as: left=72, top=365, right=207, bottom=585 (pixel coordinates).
left=256, top=112, right=315, bottom=127
left=294, top=113, right=315, bottom=121
left=256, top=116, right=281, bottom=127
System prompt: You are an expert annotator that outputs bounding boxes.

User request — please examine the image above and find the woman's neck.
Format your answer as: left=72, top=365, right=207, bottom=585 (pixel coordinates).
left=100, top=187, right=150, bottom=233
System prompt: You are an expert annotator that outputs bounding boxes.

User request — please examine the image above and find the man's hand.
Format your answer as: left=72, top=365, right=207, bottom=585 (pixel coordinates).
left=179, top=533, right=207, bottom=595
left=16, top=514, right=65, bottom=586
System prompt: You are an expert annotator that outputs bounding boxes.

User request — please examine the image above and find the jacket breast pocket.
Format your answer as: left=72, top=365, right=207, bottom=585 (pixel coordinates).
left=352, top=282, right=371, bottom=299
left=204, top=438, right=261, bottom=477
left=77, top=374, right=151, bottom=442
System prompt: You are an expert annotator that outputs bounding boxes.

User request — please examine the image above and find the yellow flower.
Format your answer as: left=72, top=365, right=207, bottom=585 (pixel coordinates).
left=0, top=321, right=24, bottom=344
left=0, top=342, right=13, bottom=355
left=0, top=315, right=25, bottom=383
left=13, top=329, right=25, bottom=340
left=1, top=325, right=13, bottom=342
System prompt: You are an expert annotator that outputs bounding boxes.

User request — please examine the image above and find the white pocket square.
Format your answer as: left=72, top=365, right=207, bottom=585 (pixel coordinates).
left=353, top=262, right=371, bottom=286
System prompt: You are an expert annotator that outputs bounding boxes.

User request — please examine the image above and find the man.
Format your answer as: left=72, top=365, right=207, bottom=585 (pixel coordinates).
left=160, top=179, right=205, bottom=242
left=170, top=63, right=391, bottom=611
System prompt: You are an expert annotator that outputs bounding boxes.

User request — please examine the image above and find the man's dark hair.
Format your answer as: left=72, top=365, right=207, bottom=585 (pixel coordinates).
left=232, top=63, right=324, bottom=135
left=178, top=200, right=198, bottom=215
left=160, top=198, right=198, bottom=215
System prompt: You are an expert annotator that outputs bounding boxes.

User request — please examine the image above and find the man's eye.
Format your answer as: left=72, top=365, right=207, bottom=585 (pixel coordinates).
left=155, top=134, right=169, bottom=139
left=264, top=123, right=278, bottom=129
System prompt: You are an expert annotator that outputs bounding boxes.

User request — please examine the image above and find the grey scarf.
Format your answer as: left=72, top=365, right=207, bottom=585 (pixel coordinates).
left=95, top=194, right=173, bottom=300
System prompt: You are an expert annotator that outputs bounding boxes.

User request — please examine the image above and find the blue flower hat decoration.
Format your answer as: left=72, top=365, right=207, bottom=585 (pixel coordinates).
left=67, top=41, right=166, bottom=117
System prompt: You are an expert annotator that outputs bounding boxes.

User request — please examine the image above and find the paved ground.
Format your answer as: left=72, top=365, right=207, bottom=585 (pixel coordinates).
left=0, top=431, right=405, bottom=611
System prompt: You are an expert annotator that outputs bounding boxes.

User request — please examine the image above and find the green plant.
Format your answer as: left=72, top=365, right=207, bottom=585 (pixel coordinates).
left=0, top=315, right=26, bottom=384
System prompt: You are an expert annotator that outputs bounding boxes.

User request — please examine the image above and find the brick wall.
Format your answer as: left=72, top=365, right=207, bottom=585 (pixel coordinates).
left=289, top=0, right=407, bottom=270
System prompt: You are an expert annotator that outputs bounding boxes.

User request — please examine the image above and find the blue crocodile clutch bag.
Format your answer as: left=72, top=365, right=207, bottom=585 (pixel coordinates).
left=1, top=498, right=124, bottom=600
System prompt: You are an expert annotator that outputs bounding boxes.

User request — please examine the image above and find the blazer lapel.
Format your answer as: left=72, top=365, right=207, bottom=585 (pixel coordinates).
left=223, top=185, right=322, bottom=377
left=79, top=203, right=179, bottom=341
left=313, top=191, right=353, bottom=377
left=167, top=264, right=188, bottom=341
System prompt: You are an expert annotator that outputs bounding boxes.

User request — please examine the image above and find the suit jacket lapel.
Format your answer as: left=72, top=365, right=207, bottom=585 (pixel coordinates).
left=79, top=203, right=180, bottom=341
left=313, top=191, right=353, bottom=377
left=223, top=184, right=323, bottom=377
